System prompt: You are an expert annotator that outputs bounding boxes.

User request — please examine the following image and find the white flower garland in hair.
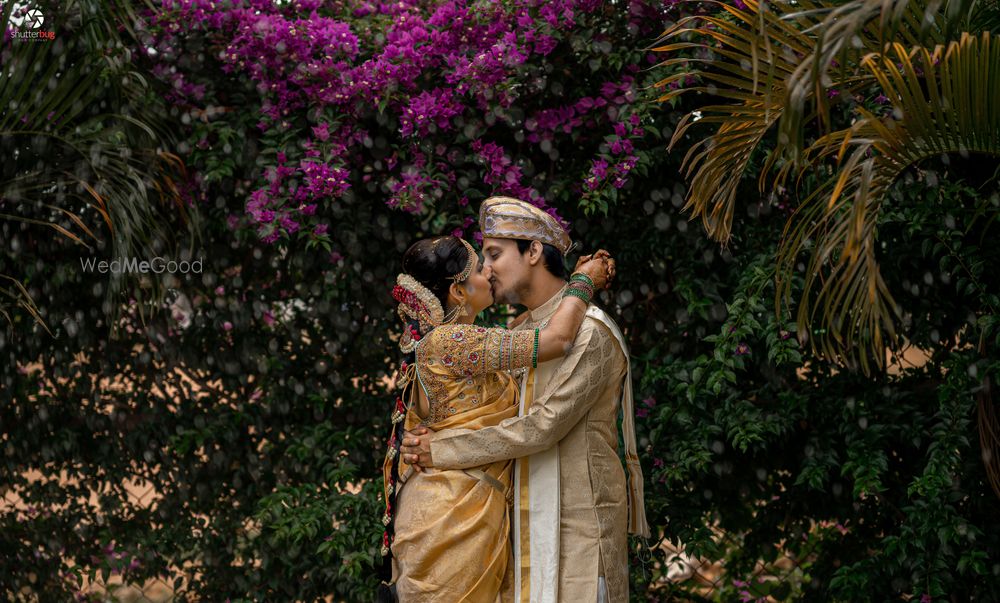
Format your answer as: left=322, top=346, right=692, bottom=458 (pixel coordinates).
left=393, top=273, right=446, bottom=353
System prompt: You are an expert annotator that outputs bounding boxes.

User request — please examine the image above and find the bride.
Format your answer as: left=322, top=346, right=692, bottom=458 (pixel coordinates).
left=379, top=235, right=612, bottom=602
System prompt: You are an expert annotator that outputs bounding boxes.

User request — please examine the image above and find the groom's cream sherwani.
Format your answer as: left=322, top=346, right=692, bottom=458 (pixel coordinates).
left=431, top=286, right=649, bottom=603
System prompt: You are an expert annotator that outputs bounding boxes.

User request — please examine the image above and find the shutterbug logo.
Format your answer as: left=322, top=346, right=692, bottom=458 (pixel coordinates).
left=4, top=2, right=55, bottom=41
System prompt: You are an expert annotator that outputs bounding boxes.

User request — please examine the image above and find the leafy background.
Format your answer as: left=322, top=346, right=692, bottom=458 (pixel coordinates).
left=2, top=0, right=999, bottom=601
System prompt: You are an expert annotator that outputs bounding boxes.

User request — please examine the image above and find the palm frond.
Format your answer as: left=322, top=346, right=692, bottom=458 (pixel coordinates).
left=656, top=0, right=1000, bottom=372
left=654, top=0, right=824, bottom=242
left=970, top=0, right=1000, bottom=32
left=777, top=32, right=1000, bottom=371
left=777, top=0, right=984, bottom=158
left=1, top=0, right=188, bottom=331
left=0, top=275, right=53, bottom=336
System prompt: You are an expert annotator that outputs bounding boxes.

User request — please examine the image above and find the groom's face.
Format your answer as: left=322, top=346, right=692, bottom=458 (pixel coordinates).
left=481, top=237, right=531, bottom=305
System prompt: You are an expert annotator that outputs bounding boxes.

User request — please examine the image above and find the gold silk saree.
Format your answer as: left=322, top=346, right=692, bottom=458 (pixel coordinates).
left=384, top=324, right=537, bottom=603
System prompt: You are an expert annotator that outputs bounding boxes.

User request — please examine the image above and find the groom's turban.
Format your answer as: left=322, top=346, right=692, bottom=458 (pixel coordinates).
left=479, top=196, right=572, bottom=255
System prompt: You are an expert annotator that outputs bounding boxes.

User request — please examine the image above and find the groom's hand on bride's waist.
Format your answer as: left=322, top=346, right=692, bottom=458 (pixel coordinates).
left=401, top=425, right=435, bottom=471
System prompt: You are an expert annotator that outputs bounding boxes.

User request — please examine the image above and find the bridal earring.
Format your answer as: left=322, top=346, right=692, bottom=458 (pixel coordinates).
left=443, top=299, right=469, bottom=324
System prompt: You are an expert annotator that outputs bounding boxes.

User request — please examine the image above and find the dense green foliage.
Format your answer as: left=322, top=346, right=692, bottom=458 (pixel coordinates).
left=2, top=0, right=999, bottom=601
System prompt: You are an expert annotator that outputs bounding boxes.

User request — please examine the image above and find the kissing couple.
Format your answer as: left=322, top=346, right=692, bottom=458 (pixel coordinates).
left=380, top=197, right=650, bottom=603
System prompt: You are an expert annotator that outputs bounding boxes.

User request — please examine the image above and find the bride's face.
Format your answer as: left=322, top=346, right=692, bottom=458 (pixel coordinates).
left=458, top=253, right=494, bottom=315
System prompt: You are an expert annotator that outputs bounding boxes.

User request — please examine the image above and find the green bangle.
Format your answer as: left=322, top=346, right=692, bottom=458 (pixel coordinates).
left=563, top=287, right=592, bottom=305
left=568, top=280, right=595, bottom=299
left=532, top=329, right=539, bottom=368
left=570, top=272, right=595, bottom=288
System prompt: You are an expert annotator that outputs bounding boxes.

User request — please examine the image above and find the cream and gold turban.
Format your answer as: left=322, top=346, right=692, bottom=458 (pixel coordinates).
left=479, top=196, right=572, bottom=255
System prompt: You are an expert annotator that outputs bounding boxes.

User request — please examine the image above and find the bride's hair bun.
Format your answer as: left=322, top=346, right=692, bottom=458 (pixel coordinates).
left=401, top=236, right=470, bottom=307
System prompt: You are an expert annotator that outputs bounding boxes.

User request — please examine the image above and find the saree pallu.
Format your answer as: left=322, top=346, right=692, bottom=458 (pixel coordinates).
left=390, top=386, right=519, bottom=603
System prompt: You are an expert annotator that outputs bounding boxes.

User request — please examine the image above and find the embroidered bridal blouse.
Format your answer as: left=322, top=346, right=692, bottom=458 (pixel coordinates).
left=388, top=323, right=536, bottom=603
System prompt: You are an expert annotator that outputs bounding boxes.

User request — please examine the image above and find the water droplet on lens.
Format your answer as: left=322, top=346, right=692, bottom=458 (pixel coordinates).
left=654, top=213, right=671, bottom=230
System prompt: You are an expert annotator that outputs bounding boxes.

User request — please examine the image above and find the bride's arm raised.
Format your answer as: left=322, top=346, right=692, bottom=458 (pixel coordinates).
left=533, top=251, right=613, bottom=364
left=417, top=251, right=615, bottom=378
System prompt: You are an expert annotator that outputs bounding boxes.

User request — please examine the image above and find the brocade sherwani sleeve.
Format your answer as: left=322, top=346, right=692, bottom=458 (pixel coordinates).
left=430, top=319, right=625, bottom=469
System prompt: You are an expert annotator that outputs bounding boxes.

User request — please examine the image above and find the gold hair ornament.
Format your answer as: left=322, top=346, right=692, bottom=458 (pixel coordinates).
left=449, top=238, right=476, bottom=282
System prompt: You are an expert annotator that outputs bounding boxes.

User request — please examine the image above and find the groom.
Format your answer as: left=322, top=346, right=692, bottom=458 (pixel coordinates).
left=401, top=196, right=649, bottom=602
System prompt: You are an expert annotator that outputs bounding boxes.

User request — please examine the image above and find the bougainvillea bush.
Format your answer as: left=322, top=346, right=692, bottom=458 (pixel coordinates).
left=2, top=0, right=1000, bottom=600
left=144, top=0, right=665, bottom=238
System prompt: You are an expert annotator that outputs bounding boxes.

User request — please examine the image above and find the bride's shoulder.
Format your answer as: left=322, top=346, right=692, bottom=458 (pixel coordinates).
left=417, top=324, right=496, bottom=373
left=423, top=324, right=493, bottom=347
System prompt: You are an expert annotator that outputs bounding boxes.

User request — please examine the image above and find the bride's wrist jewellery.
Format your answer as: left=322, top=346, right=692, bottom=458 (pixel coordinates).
left=564, top=271, right=596, bottom=304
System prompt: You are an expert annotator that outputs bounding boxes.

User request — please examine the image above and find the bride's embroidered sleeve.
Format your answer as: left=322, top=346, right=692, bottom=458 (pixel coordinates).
left=424, top=324, right=537, bottom=376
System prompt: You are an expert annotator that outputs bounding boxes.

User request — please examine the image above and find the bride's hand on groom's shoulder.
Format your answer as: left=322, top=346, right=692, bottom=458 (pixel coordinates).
left=402, top=425, right=435, bottom=471
left=574, top=249, right=616, bottom=290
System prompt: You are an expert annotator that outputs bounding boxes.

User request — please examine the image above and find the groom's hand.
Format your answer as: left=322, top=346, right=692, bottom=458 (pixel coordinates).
left=401, top=425, right=435, bottom=471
